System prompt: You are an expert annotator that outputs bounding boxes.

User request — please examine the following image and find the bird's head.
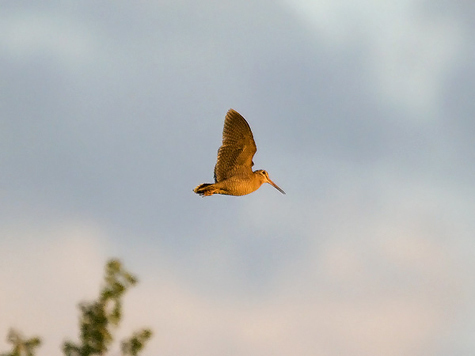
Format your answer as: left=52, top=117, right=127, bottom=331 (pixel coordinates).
left=255, top=170, right=285, bottom=194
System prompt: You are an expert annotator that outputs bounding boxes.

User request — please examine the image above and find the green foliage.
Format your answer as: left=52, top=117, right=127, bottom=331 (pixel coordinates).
left=63, top=259, right=151, bottom=356
left=2, top=259, right=152, bottom=356
left=0, top=329, right=41, bottom=356
left=121, top=329, right=153, bottom=356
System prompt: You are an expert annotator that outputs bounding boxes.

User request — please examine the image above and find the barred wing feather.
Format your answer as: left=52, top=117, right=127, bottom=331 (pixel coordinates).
left=213, top=109, right=257, bottom=182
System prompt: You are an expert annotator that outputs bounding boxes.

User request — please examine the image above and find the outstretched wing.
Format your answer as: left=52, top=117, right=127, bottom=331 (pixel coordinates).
left=214, top=109, right=257, bottom=182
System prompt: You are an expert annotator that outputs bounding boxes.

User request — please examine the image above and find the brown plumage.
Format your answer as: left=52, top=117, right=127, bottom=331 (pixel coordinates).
left=194, top=109, right=285, bottom=197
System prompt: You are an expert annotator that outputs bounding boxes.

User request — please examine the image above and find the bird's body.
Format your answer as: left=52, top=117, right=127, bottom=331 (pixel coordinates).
left=194, top=170, right=272, bottom=196
left=194, top=109, right=285, bottom=197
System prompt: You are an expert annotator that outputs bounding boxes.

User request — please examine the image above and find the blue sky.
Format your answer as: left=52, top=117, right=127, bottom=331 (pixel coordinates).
left=1, top=1, right=475, bottom=355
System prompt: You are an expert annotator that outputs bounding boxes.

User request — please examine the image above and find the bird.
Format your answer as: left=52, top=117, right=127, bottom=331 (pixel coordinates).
left=194, top=109, right=285, bottom=197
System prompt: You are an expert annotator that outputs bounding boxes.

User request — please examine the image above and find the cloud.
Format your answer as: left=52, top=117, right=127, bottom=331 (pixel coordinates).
left=0, top=222, right=108, bottom=356
left=0, top=10, right=100, bottom=66
left=120, top=223, right=462, bottom=356
left=280, top=0, right=467, bottom=117
left=1, top=1, right=474, bottom=355
left=1, top=202, right=467, bottom=356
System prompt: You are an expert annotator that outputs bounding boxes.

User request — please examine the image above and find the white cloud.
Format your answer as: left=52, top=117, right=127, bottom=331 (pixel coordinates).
left=0, top=202, right=469, bottom=356
left=0, top=11, right=99, bottom=66
left=121, top=243, right=457, bottom=356
left=0, top=222, right=108, bottom=356
left=118, top=204, right=466, bottom=356
left=280, top=0, right=466, bottom=118
left=1, top=3, right=473, bottom=355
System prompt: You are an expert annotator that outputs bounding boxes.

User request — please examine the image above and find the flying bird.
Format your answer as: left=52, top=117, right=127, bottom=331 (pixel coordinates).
left=194, top=109, right=285, bottom=197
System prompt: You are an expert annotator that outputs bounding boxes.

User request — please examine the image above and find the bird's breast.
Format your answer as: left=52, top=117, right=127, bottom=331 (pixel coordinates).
left=216, top=176, right=263, bottom=196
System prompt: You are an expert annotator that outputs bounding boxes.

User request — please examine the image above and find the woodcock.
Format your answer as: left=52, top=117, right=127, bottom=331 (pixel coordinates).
left=194, top=109, right=285, bottom=197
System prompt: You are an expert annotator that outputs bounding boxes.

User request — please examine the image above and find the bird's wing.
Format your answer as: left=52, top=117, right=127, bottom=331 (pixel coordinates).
left=214, top=109, right=257, bottom=182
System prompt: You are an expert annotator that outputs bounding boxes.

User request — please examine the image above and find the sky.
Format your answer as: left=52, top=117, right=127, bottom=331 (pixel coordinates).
left=1, top=0, right=475, bottom=355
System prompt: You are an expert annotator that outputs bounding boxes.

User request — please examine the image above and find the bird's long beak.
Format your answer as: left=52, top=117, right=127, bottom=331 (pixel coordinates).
left=267, top=177, right=286, bottom=194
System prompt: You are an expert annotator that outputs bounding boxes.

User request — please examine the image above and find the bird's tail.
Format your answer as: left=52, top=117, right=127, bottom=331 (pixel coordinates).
left=193, top=183, right=216, bottom=196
